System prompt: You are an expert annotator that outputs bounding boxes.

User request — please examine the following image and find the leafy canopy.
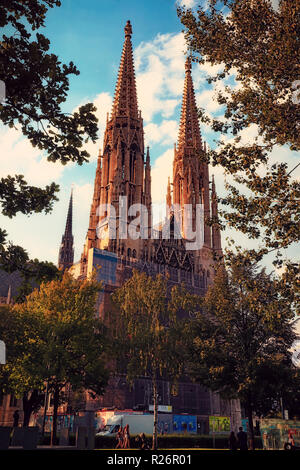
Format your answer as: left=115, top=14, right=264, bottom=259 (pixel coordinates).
left=187, top=250, right=298, bottom=418
left=0, top=1, right=98, bottom=279
left=178, top=0, right=300, bottom=260
left=0, top=271, right=109, bottom=403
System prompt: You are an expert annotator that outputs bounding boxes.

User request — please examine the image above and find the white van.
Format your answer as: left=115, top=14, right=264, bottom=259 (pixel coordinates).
left=96, top=414, right=153, bottom=436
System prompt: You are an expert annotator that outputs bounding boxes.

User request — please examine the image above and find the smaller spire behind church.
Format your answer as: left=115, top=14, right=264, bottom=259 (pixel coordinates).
left=58, top=189, right=74, bottom=271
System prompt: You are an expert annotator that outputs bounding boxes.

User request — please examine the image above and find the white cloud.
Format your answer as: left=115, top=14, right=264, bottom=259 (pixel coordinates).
left=144, top=120, right=178, bottom=146
left=0, top=126, right=65, bottom=186
left=196, top=88, right=224, bottom=114
left=134, top=32, right=187, bottom=121
left=177, top=0, right=197, bottom=8
left=72, top=182, right=94, bottom=259
left=151, top=148, right=174, bottom=205
left=271, top=0, right=280, bottom=10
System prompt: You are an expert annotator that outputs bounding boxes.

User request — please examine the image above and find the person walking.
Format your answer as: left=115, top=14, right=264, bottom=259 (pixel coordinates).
left=115, top=426, right=123, bottom=449
left=123, top=424, right=130, bottom=449
left=229, top=431, right=238, bottom=451
left=237, top=426, right=248, bottom=451
left=136, top=432, right=150, bottom=450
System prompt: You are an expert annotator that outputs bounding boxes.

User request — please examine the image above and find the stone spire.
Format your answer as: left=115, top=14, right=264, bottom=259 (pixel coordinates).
left=173, top=57, right=211, bottom=246
left=177, top=57, right=202, bottom=152
left=58, top=189, right=74, bottom=271
left=111, top=20, right=139, bottom=119
left=80, top=21, right=149, bottom=273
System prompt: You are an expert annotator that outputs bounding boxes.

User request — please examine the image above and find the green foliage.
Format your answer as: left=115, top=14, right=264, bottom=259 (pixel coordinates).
left=186, top=250, right=299, bottom=443
left=178, top=0, right=300, bottom=258
left=178, top=0, right=299, bottom=150
left=111, top=270, right=194, bottom=449
left=14, top=259, right=62, bottom=303
left=0, top=1, right=98, bottom=276
left=0, top=1, right=98, bottom=164
left=0, top=304, right=46, bottom=396
left=0, top=272, right=109, bottom=429
left=14, top=271, right=109, bottom=395
left=0, top=175, right=59, bottom=219
left=0, top=225, right=61, bottom=299
left=112, top=270, right=190, bottom=383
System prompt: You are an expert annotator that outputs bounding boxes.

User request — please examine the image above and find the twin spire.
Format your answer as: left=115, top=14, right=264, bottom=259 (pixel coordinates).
left=177, top=57, right=202, bottom=151
left=60, top=22, right=221, bottom=271
left=112, top=21, right=202, bottom=149
left=111, top=20, right=139, bottom=119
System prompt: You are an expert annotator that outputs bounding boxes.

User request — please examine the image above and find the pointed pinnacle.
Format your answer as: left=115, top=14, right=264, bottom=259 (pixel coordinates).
left=65, top=189, right=73, bottom=236
left=111, top=20, right=139, bottom=119
left=125, top=20, right=132, bottom=38
left=177, top=56, right=202, bottom=151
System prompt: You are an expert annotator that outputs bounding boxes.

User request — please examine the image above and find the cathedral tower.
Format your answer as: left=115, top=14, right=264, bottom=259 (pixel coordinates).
left=58, top=189, right=74, bottom=271
left=65, top=22, right=232, bottom=421
left=172, top=57, right=217, bottom=274
left=80, top=21, right=151, bottom=275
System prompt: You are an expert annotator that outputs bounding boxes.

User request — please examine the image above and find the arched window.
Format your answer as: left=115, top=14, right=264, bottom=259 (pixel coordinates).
left=127, top=248, right=131, bottom=258
left=132, top=249, right=136, bottom=259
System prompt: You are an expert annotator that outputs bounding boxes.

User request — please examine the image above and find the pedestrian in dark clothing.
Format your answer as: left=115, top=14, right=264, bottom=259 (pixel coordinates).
left=13, top=410, right=19, bottom=427
left=229, top=431, right=238, bottom=450
left=237, top=427, right=248, bottom=451
left=135, top=433, right=150, bottom=450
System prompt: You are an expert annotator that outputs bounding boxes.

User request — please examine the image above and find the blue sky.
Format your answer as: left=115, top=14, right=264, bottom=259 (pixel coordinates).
left=0, top=0, right=298, bottom=273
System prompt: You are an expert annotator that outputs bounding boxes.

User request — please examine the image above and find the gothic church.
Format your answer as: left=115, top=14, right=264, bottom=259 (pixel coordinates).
left=58, top=21, right=240, bottom=428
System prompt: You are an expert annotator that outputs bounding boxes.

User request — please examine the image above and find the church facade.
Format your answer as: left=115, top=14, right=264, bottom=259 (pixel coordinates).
left=61, top=21, right=240, bottom=428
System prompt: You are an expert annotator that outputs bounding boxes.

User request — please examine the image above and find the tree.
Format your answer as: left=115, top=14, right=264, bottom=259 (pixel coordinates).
left=0, top=1, right=98, bottom=271
left=0, top=1, right=98, bottom=164
left=178, top=0, right=300, bottom=261
left=186, top=251, right=298, bottom=449
left=13, top=258, right=62, bottom=303
left=1, top=272, right=109, bottom=441
left=111, top=270, right=193, bottom=450
left=0, top=304, right=46, bottom=426
left=0, top=220, right=61, bottom=301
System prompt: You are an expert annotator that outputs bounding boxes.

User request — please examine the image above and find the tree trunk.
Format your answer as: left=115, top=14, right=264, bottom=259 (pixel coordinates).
left=50, top=387, right=60, bottom=446
left=246, top=402, right=255, bottom=450
left=152, top=375, right=158, bottom=451
left=22, top=389, right=41, bottom=427
left=22, top=394, right=31, bottom=427
left=41, top=382, right=49, bottom=436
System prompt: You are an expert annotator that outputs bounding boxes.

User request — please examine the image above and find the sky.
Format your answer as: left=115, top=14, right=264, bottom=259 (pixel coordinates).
left=0, top=0, right=298, bottom=274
